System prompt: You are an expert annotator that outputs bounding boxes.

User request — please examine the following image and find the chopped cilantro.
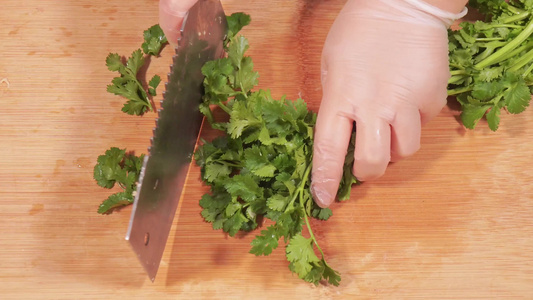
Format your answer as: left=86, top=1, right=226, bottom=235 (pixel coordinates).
left=194, top=13, right=357, bottom=285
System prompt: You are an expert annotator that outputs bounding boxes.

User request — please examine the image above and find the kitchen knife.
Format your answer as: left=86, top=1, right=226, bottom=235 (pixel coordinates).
left=125, top=0, right=228, bottom=282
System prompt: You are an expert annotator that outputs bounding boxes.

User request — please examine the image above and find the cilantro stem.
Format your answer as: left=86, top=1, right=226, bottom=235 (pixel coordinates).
left=221, top=161, right=242, bottom=168
left=448, top=75, right=469, bottom=85
left=285, top=161, right=331, bottom=263
left=508, top=47, right=533, bottom=72
left=476, top=37, right=504, bottom=42
left=506, top=5, right=524, bottom=16
left=447, top=86, right=474, bottom=96
left=501, top=11, right=530, bottom=24
left=491, top=94, right=504, bottom=105
left=297, top=163, right=327, bottom=260
left=286, top=163, right=312, bottom=212
left=217, top=102, right=232, bottom=114
left=489, top=40, right=533, bottom=65
left=138, top=83, right=153, bottom=111
left=486, top=24, right=522, bottom=29
left=301, top=204, right=326, bottom=258
left=523, top=63, right=533, bottom=77
left=476, top=17, right=533, bottom=69
left=449, top=63, right=465, bottom=70
left=240, top=83, right=248, bottom=99
left=450, top=70, right=468, bottom=76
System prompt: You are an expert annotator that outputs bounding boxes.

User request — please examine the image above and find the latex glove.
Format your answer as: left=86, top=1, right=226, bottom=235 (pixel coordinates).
left=311, top=0, right=467, bottom=208
left=159, top=0, right=199, bottom=46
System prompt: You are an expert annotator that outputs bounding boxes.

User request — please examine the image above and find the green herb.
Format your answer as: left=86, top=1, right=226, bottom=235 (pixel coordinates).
left=194, top=12, right=356, bottom=286
left=94, top=147, right=144, bottom=214
left=142, top=24, right=168, bottom=56
left=106, top=25, right=167, bottom=115
left=148, top=74, right=161, bottom=96
left=97, top=25, right=167, bottom=211
left=226, top=12, right=251, bottom=41
left=448, top=0, right=533, bottom=130
left=106, top=50, right=153, bottom=115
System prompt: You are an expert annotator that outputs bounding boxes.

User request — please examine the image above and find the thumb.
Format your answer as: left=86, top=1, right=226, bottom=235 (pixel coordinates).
left=159, top=0, right=199, bottom=46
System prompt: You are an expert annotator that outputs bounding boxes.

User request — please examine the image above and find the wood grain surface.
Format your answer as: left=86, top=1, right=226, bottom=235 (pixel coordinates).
left=1, top=0, right=533, bottom=299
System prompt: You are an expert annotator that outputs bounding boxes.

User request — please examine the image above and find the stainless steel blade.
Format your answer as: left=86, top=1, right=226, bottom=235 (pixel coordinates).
left=125, top=0, right=227, bottom=282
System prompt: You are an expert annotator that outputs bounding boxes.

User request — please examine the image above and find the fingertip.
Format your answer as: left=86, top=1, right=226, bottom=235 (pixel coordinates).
left=159, top=0, right=189, bottom=45
left=352, top=118, right=391, bottom=181
left=352, top=156, right=388, bottom=181
left=310, top=182, right=334, bottom=208
left=390, top=107, right=422, bottom=162
left=311, top=147, right=346, bottom=208
left=311, top=107, right=353, bottom=208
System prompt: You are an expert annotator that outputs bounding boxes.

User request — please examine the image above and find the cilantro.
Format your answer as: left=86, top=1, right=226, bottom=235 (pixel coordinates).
left=448, top=1, right=533, bottom=130
left=148, top=75, right=161, bottom=96
left=99, top=15, right=354, bottom=286
left=250, top=225, right=280, bottom=256
left=194, top=14, right=356, bottom=286
left=286, top=234, right=321, bottom=277
left=226, top=12, right=251, bottom=41
left=106, top=24, right=168, bottom=115
left=106, top=50, right=153, bottom=115
left=97, top=192, right=133, bottom=214
left=142, top=24, right=168, bottom=56
left=93, top=147, right=144, bottom=214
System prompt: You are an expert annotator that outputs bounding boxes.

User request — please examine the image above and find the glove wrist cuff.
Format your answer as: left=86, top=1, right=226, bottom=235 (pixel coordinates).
left=401, top=0, right=468, bottom=27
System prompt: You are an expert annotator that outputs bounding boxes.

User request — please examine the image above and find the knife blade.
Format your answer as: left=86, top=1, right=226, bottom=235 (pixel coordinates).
left=125, top=0, right=228, bottom=282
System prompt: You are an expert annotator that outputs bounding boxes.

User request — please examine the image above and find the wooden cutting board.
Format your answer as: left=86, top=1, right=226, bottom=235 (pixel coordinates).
left=1, top=0, right=533, bottom=298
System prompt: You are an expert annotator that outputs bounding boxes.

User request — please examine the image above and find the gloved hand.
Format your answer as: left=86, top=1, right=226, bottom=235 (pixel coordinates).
left=159, top=0, right=199, bottom=46
left=311, top=0, right=467, bottom=208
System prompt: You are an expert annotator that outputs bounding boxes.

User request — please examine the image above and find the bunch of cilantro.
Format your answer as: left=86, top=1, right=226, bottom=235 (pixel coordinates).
left=94, top=25, right=168, bottom=214
left=448, top=0, right=533, bottom=130
left=194, top=13, right=357, bottom=286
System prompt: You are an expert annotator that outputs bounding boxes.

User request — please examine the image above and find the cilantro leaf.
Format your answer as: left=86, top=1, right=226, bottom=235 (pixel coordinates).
left=478, top=67, right=503, bottom=82
left=200, top=191, right=231, bottom=224
left=228, top=36, right=249, bottom=69
left=267, top=194, right=289, bottom=211
left=472, top=81, right=503, bottom=101
left=226, top=12, right=251, bottom=41
left=461, top=104, right=491, bottom=129
left=93, top=147, right=144, bottom=214
left=105, top=53, right=125, bottom=73
left=148, top=75, right=161, bottom=96
left=224, top=174, right=262, bottom=202
left=203, top=163, right=232, bottom=183
left=244, top=146, right=276, bottom=178
left=486, top=105, right=501, bottom=131
left=142, top=24, right=168, bottom=56
left=311, top=207, right=333, bottom=221
left=303, top=261, right=325, bottom=285
left=106, top=49, right=153, bottom=115
left=322, top=260, right=341, bottom=286
left=503, top=76, right=531, bottom=113
left=223, top=210, right=247, bottom=236
left=97, top=192, right=133, bottom=214
left=94, top=147, right=126, bottom=188
left=235, top=56, right=259, bottom=93
left=286, top=233, right=320, bottom=279
left=126, top=49, right=144, bottom=76
left=250, top=225, right=280, bottom=256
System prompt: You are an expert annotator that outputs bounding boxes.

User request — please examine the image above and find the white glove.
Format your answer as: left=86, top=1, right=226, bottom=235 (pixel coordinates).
left=311, top=0, right=467, bottom=207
